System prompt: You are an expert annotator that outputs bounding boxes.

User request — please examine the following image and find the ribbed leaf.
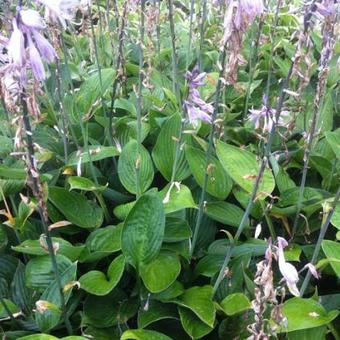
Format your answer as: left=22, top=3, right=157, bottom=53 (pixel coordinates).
left=152, top=113, right=190, bottom=181
left=118, top=139, right=154, bottom=194
left=121, top=190, right=165, bottom=268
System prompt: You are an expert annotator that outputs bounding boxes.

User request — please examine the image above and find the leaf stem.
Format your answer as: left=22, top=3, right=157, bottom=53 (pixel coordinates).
left=21, top=95, right=73, bottom=335
left=135, top=0, right=146, bottom=199
left=190, top=46, right=227, bottom=257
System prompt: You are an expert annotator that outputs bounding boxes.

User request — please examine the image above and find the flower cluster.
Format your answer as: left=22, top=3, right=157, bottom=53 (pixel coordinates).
left=183, top=66, right=214, bottom=127
left=221, top=0, right=264, bottom=84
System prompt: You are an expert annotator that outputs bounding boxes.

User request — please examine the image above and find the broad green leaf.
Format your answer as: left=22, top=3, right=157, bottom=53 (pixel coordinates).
left=153, top=281, right=184, bottom=301
left=160, top=184, right=197, bottom=214
left=67, top=146, right=119, bottom=166
left=152, top=113, right=190, bottom=181
left=17, top=335, right=59, bottom=340
left=325, top=130, right=340, bottom=158
left=114, top=98, right=137, bottom=116
left=216, top=140, right=275, bottom=198
left=48, top=187, right=103, bottom=229
left=76, top=69, right=115, bottom=115
left=0, top=165, right=26, bottom=180
left=79, top=255, right=125, bottom=295
left=220, top=293, right=251, bottom=316
left=281, top=297, right=338, bottom=332
left=79, top=224, right=122, bottom=262
left=172, top=285, right=215, bottom=327
left=113, top=201, right=135, bottom=220
left=330, top=204, right=340, bottom=230
left=287, top=326, right=327, bottom=340
left=25, top=255, right=72, bottom=290
left=164, top=218, right=192, bottom=243
left=68, top=176, right=107, bottom=192
left=140, top=251, right=181, bottom=293
left=205, top=202, right=248, bottom=228
left=35, top=263, right=77, bottom=332
left=0, top=299, right=19, bottom=318
left=118, top=139, right=154, bottom=194
left=321, top=240, right=340, bottom=277
left=185, top=145, right=232, bottom=199
left=121, top=329, right=172, bottom=340
left=179, top=307, right=214, bottom=339
left=12, top=238, right=84, bottom=261
left=121, top=191, right=165, bottom=268
left=137, top=301, right=178, bottom=328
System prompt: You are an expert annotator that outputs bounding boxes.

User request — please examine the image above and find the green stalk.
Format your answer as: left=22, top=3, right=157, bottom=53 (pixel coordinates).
left=243, top=17, right=265, bottom=120
left=155, top=0, right=161, bottom=58
left=300, top=184, right=340, bottom=296
left=21, top=96, right=73, bottom=335
left=135, top=0, right=146, bottom=199
left=292, top=15, right=336, bottom=237
left=186, top=0, right=195, bottom=69
left=190, top=47, right=227, bottom=257
left=198, top=0, right=207, bottom=71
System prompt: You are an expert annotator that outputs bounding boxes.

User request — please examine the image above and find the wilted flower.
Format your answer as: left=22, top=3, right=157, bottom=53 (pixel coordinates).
left=276, top=237, right=300, bottom=297
left=235, top=0, right=264, bottom=30
left=184, top=67, right=213, bottom=126
left=303, top=263, right=320, bottom=279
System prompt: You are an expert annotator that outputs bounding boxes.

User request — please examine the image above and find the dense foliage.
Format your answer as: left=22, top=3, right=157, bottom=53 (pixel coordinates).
left=0, top=0, right=339, bottom=339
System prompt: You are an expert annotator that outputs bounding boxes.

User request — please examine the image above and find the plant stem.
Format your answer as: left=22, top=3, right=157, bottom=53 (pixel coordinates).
left=155, top=0, right=161, bottom=58
left=186, top=0, right=195, bottom=69
left=135, top=0, right=146, bottom=199
left=259, top=199, right=276, bottom=239
left=243, top=17, right=264, bottom=120
left=198, top=0, right=207, bottom=71
left=300, top=184, right=340, bottom=296
left=292, top=12, right=336, bottom=237
left=21, top=95, right=72, bottom=335
left=190, top=46, right=227, bottom=257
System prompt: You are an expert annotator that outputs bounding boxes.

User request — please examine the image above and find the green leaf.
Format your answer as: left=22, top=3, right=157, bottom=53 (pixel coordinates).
left=25, top=255, right=72, bottom=290
left=121, top=329, right=172, bottom=340
left=48, top=187, right=103, bottom=229
left=137, top=301, right=178, bottom=328
left=220, top=293, right=251, bottom=316
left=325, top=130, right=340, bottom=158
left=0, top=299, right=19, bottom=318
left=153, top=281, right=184, bottom=301
left=118, top=139, right=154, bottom=194
left=76, top=69, right=115, bottom=115
left=205, top=202, right=248, bottom=228
left=179, top=307, right=214, bottom=339
left=67, top=146, right=119, bottom=166
left=0, top=165, right=27, bottom=180
left=164, top=218, right=192, bottom=243
left=79, top=255, right=125, bottom=295
left=140, top=251, right=181, bottom=293
left=13, top=238, right=84, bottom=262
left=121, top=190, right=165, bottom=268
left=321, top=240, right=340, bottom=277
left=185, top=145, right=232, bottom=199
left=35, top=263, right=77, bottom=332
left=113, top=201, right=135, bottom=220
left=216, top=140, right=275, bottom=198
left=80, top=224, right=122, bottom=262
left=68, top=176, right=107, bottom=192
left=281, top=297, right=339, bottom=332
left=114, top=98, right=137, bottom=116
left=287, top=326, right=327, bottom=340
left=330, top=204, right=340, bottom=230
left=160, top=184, right=197, bottom=214
left=152, top=113, right=190, bottom=181
left=17, top=335, right=59, bottom=340
left=172, top=286, right=215, bottom=327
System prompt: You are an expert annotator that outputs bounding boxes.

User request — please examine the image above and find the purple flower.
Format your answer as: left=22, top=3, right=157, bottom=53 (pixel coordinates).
left=32, top=30, right=56, bottom=62
left=7, top=19, right=26, bottom=67
left=37, top=0, right=80, bottom=28
left=20, top=9, right=46, bottom=30
left=303, top=263, right=320, bottom=279
left=184, top=66, right=214, bottom=126
left=235, top=0, right=264, bottom=30
left=248, top=97, right=289, bottom=133
left=27, top=35, right=46, bottom=81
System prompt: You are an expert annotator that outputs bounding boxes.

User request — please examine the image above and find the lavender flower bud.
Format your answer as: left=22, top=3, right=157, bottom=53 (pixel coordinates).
left=7, top=19, right=26, bottom=67
left=20, top=9, right=46, bottom=30
left=27, top=35, right=46, bottom=81
left=32, top=30, right=57, bottom=62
